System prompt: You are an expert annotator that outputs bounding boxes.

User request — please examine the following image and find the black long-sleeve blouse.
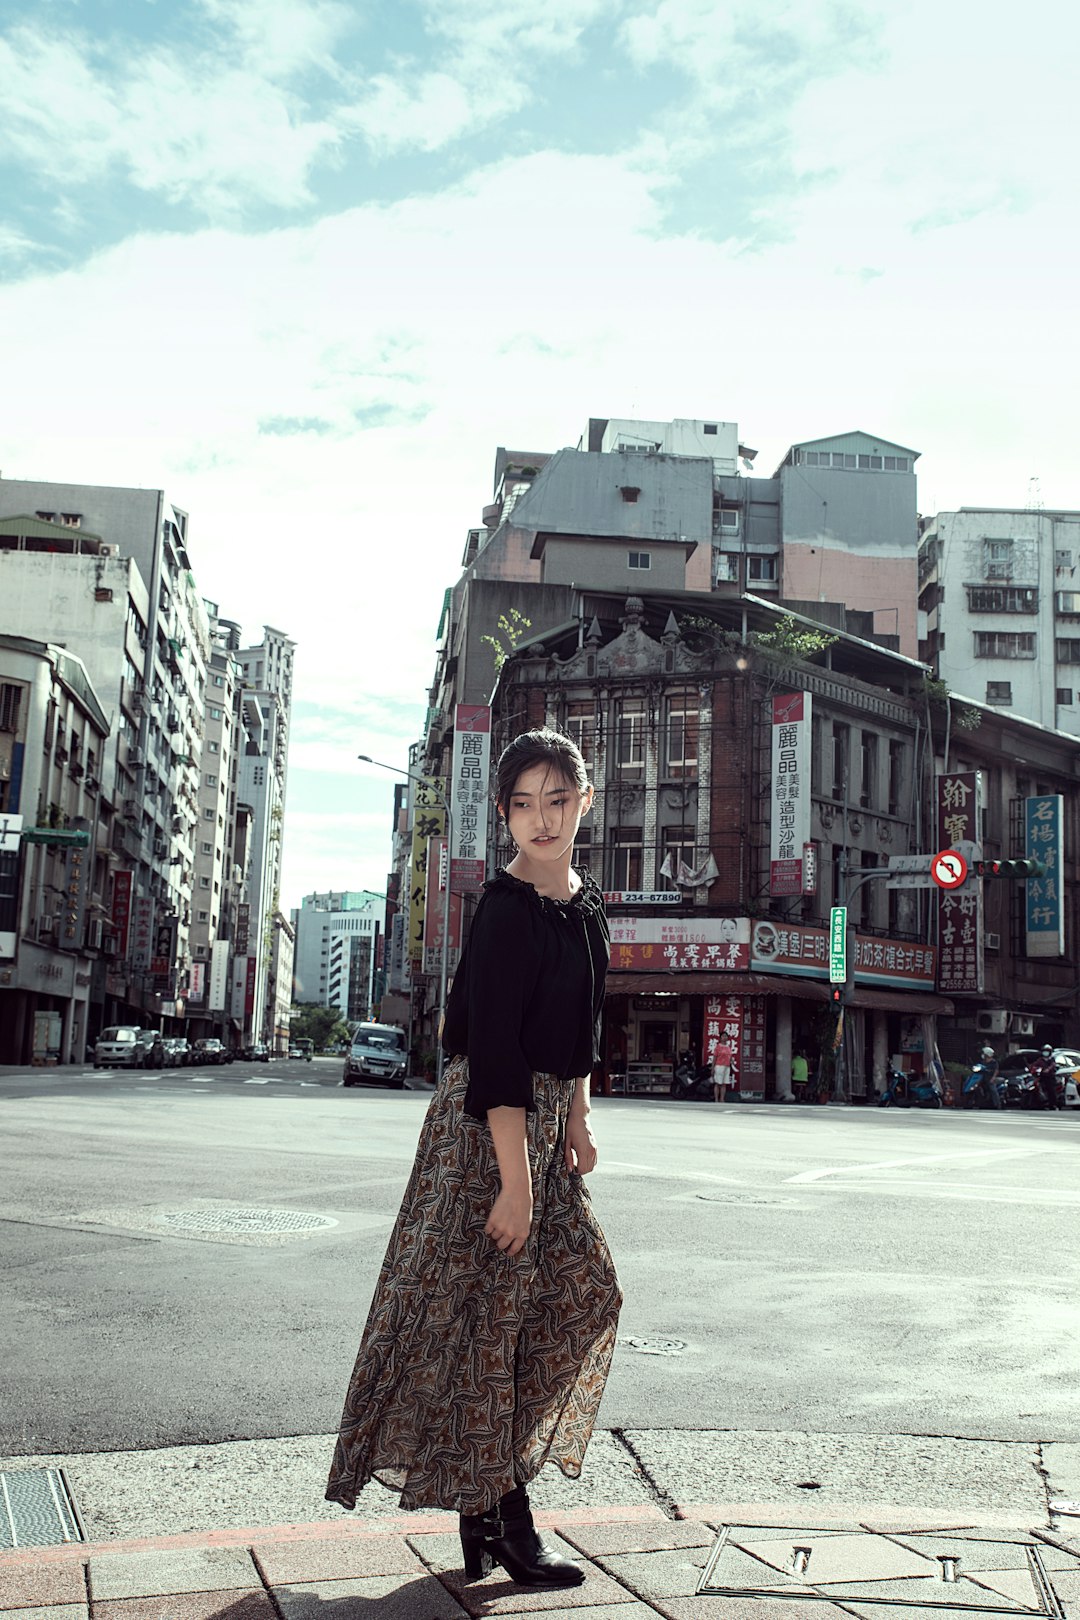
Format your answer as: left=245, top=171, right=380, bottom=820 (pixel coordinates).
left=441, top=868, right=609, bottom=1120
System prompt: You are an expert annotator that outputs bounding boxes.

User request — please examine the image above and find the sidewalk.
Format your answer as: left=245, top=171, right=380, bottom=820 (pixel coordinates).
left=3, top=1499, right=1080, bottom=1618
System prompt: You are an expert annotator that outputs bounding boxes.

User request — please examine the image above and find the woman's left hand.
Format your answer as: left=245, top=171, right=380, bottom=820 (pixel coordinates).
left=564, top=1112, right=597, bottom=1175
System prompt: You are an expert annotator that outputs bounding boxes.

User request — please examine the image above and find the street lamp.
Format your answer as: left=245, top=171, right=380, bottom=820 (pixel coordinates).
left=358, top=754, right=453, bottom=1084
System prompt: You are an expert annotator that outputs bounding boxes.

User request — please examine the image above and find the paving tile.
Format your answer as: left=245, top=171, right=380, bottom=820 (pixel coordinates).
left=885, top=1530, right=1077, bottom=1570
left=87, top=1549, right=259, bottom=1601
left=817, top=1573, right=1018, bottom=1607
left=559, top=1521, right=714, bottom=1558
left=0, top=1607, right=87, bottom=1620
left=591, top=1546, right=715, bottom=1602
left=655, top=1599, right=853, bottom=1619
left=731, top=1530, right=935, bottom=1585
left=92, top=1590, right=276, bottom=1620
left=252, top=1532, right=425, bottom=1584
left=0, top=1564, right=87, bottom=1609
left=274, top=1573, right=470, bottom=1618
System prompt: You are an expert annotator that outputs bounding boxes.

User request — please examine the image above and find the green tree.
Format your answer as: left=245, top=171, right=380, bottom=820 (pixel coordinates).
left=290, top=1004, right=350, bottom=1050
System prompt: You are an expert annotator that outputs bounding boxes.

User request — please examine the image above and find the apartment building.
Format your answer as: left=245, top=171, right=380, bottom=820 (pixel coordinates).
left=0, top=637, right=109, bottom=1063
left=292, top=890, right=383, bottom=1024
left=919, top=506, right=1080, bottom=735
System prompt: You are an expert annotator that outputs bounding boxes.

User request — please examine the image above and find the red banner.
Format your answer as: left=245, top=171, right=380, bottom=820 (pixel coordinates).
left=111, top=870, right=132, bottom=959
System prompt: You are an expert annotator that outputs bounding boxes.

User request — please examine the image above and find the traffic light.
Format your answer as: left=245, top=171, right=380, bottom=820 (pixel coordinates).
left=830, top=982, right=853, bottom=1006
left=974, top=858, right=1047, bottom=879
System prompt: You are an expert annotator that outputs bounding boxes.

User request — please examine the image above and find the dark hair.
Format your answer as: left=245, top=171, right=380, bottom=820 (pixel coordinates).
left=494, top=727, right=590, bottom=811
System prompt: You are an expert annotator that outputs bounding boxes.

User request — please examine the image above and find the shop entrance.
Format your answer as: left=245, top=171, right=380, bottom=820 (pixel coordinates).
left=640, top=1019, right=676, bottom=1064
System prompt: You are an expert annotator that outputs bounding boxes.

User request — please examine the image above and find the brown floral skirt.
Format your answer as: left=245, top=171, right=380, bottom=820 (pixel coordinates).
left=325, top=1055, right=622, bottom=1514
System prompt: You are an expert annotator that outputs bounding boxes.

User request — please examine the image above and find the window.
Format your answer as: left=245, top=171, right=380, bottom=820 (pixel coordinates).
left=985, top=681, right=1012, bottom=705
left=564, top=701, right=596, bottom=768
left=1057, top=639, right=1080, bottom=664
left=703, top=423, right=718, bottom=435
left=717, top=507, right=739, bottom=529
left=207, top=740, right=219, bottom=753
left=966, top=586, right=1037, bottom=613
left=1056, top=550, right=1074, bottom=570
left=883, top=456, right=910, bottom=471
left=200, top=876, right=211, bottom=889
left=665, top=691, right=699, bottom=778
left=661, top=825, right=696, bottom=887
left=831, top=723, right=849, bottom=801
left=0, top=683, right=21, bottom=733
left=209, top=706, right=222, bottom=720
left=974, top=632, right=1035, bottom=658
left=747, top=555, right=777, bottom=581
left=609, top=828, right=643, bottom=890
left=1057, top=688, right=1073, bottom=705
left=615, top=698, right=645, bottom=769
left=859, top=732, right=877, bottom=809
left=212, top=674, right=225, bottom=687
left=983, top=537, right=1014, bottom=579
left=205, top=774, right=217, bottom=787
left=204, top=807, right=215, bottom=820
left=201, top=841, right=213, bottom=855
left=628, top=551, right=651, bottom=569
left=715, top=552, right=739, bottom=583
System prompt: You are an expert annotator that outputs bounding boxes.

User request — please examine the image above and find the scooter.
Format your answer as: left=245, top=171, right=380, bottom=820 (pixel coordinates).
left=961, top=1058, right=1004, bottom=1109
left=879, top=1064, right=943, bottom=1108
left=1003, top=1069, right=1044, bottom=1110
left=670, top=1052, right=714, bottom=1101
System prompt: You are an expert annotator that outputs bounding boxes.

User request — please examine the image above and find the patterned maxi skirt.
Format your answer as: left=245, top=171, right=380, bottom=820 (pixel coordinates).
left=325, top=1055, right=622, bottom=1515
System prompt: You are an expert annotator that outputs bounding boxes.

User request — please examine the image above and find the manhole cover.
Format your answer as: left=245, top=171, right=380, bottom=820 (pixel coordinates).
left=619, top=1336, right=688, bottom=1356
left=156, top=1207, right=337, bottom=1237
left=699, top=1525, right=1069, bottom=1614
left=0, top=1469, right=84, bottom=1548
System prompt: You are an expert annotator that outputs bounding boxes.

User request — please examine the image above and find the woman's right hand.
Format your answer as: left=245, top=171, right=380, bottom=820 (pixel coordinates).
left=485, top=1184, right=534, bottom=1256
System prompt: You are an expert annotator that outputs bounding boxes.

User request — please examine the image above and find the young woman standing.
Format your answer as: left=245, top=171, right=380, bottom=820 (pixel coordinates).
left=326, top=728, right=621, bottom=1589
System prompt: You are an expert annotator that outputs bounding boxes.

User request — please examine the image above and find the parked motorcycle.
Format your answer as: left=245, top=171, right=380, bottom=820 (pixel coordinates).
left=879, top=1064, right=943, bottom=1108
left=670, top=1052, right=714, bottom=1101
left=1002, top=1069, right=1045, bottom=1110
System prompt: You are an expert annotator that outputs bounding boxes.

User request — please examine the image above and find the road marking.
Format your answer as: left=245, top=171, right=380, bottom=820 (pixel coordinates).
left=786, top=1143, right=1059, bottom=1183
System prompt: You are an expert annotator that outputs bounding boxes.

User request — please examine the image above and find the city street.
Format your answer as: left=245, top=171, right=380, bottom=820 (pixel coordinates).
left=2, top=1056, right=1078, bottom=1464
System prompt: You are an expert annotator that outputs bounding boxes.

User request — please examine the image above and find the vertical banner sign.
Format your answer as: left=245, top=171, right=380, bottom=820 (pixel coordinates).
left=63, top=843, right=88, bottom=948
left=408, top=777, right=445, bottom=962
left=423, top=836, right=463, bottom=977
left=188, top=961, right=206, bottom=1002
left=739, top=996, right=768, bottom=1097
left=244, top=955, right=257, bottom=1019
left=0, top=813, right=21, bottom=960
left=829, top=905, right=847, bottom=983
left=770, top=692, right=812, bottom=895
left=208, top=939, right=230, bottom=1010
left=936, top=771, right=983, bottom=993
left=450, top=705, right=491, bottom=893
left=131, top=894, right=154, bottom=970
left=110, top=869, right=132, bottom=960
left=234, top=903, right=250, bottom=956
left=802, top=841, right=818, bottom=897
left=1025, top=795, right=1064, bottom=957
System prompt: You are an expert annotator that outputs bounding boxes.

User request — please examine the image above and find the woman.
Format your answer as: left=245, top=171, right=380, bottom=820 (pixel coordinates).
left=326, top=728, right=622, bottom=1589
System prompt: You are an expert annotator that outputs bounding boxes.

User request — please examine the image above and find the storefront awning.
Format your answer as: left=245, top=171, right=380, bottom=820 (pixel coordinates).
left=607, top=971, right=953, bottom=1016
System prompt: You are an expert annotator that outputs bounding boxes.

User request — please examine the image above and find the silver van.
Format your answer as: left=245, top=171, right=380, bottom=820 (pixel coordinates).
left=343, top=1023, right=407, bottom=1089
left=93, top=1026, right=143, bottom=1069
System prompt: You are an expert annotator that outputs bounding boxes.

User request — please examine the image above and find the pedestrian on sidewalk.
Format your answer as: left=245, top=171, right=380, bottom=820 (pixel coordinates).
left=326, top=727, right=622, bottom=1592
left=712, top=1036, right=733, bottom=1102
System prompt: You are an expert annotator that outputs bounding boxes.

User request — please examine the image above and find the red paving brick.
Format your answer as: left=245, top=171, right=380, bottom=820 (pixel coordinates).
left=252, top=1531, right=427, bottom=1584
left=0, top=1563, right=87, bottom=1609
left=92, top=1592, right=276, bottom=1620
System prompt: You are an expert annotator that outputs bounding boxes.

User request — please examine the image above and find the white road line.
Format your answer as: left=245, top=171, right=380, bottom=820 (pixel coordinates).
left=786, top=1143, right=1060, bottom=1183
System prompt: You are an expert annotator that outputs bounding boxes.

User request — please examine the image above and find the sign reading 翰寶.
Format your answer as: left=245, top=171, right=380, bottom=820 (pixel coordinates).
left=1026, top=795, right=1064, bottom=957
left=936, top=771, right=983, bottom=994
left=450, top=705, right=491, bottom=894
left=770, top=692, right=812, bottom=895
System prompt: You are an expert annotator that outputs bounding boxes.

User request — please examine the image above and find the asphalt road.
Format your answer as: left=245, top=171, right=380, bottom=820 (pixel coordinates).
left=2, top=1056, right=1079, bottom=1459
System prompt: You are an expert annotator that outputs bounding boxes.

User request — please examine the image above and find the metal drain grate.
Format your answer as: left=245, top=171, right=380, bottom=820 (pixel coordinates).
left=156, top=1207, right=337, bottom=1237
left=618, top=1336, right=688, bottom=1356
left=699, top=1526, right=1068, bottom=1615
left=0, top=1469, right=84, bottom=1548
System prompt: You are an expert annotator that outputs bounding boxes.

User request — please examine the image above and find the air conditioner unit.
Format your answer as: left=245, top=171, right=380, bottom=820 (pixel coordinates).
left=976, top=1009, right=1008, bottom=1034
left=985, top=932, right=1001, bottom=951
left=86, top=917, right=104, bottom=950
left=986, top=564, right=1012, bottom=580
left=1010, top=1013, right=1036, bottom=1037
left=100, top=544, right=119, bottom=557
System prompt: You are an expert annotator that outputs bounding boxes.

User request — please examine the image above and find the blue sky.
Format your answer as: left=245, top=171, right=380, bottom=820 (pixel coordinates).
left=2, top=0, right=1078, bottom=908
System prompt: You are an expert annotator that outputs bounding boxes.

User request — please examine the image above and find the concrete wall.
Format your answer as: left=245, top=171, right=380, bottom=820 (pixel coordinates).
left=540, top=537, right=689, bottom=592
left=0, top=479, right=164, bottom=596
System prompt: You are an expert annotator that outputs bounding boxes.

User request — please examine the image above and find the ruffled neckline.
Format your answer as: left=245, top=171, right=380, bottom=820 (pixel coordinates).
left=488, top=866, right=605, bottom=917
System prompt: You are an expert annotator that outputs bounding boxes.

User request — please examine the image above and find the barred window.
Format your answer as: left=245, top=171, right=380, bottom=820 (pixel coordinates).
left=665, top=691, right=699, bottom=777
left=974, top=632, right=1036, bottom=658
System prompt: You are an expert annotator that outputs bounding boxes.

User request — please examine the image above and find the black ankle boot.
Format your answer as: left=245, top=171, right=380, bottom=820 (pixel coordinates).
left=459, top=1487, right=585, bottom=1586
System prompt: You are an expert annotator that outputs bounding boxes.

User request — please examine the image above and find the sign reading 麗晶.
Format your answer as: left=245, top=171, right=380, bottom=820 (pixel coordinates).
left=449, top=705, right=491, bottom=894
left=1026, top=795, right=1064, bottom=957
left=770, top=692, right=812, bottom=896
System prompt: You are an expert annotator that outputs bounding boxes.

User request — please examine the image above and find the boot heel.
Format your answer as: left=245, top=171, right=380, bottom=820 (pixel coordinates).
left=461, top=1535, right=492, bottom=1579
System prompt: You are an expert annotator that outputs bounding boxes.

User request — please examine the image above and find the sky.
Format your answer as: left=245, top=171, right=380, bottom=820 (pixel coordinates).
left=2, top=0, right=1079, bottom=911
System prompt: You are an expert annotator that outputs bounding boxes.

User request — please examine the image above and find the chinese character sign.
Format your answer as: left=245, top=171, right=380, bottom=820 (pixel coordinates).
left=423, top=836, right=463, bottom=977
left=608, top=916, right=750, bottom=972
left=770, top=692, right=811, bottom=896
left=936, top=772, right=983, bottom=994
left=110, top=870, right=132, bottom=960
left=1026, top=795, right=1064, bottom=958
left=409, top=777, right=445, bottom=962
left=450, top=705, right=491, bottom=893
